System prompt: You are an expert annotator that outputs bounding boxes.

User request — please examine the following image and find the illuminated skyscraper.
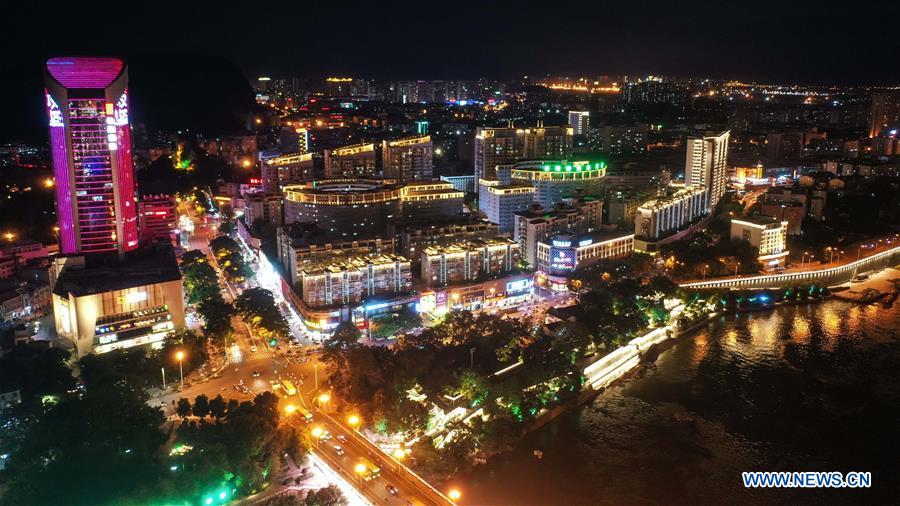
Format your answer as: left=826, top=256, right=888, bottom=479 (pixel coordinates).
left=685, top=131, right=729, bottom=209
left=44, top=57, right=138, bottom=257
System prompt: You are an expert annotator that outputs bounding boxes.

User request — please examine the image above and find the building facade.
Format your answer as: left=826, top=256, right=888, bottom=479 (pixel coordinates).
left=324, top=143, right=377, bottom=178
left=299, top=254, right=412, bottom=308
left=685, top=131, right=730, bottom=209
left=535, top=231, right=635, bottom=291
left=382, top=135, right=433, bottom=181
left=568, top=111, right=590, bottom=135
left=478, top=180, right=536, bottom=233
left=474, top=124, right=573, bottom=189
left=44, top=57, right=139, bottom=256
left=51, top=249, right=185, bottom=357
left=244, top=192, right=283, bottom=226
left=634, top=185, right=709, bottom=240
left=504, top=160, right=606, bottom=209
left=421, top=238, right=519, bottom=288
left=730, top=218, right=790, bottom=269
left=261, top=152, right=314, bottom=192
left=138, top=195, right=177, bottom=243
left=391, top=217, right=500, bottom=262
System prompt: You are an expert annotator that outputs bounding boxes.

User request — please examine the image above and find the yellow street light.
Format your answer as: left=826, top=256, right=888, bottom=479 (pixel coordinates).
left=311, top=426, right=323, bottom=438
left=285, top=404, right=297, bottom=415
left=354, top=462, right=367, bottom=475
left=347, top=414, right=360, bottom=427
left=448, top=488, right=462, bottom=502
left=318, top=393, right=331, bottom=404
left=392, top=448, right=406, bottom=460
left=175, top=351, right=185, bottom=387
left=4, top=232, right=14, bottom=242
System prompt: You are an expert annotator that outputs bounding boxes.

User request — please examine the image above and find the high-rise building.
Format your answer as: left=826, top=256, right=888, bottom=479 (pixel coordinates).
left=325, top=77, right=353, bottom=97
left=478, top=179, right=536, bottom=233
left=382, top=135, right=433, bottom=181
left=474, top=123, right=573, bottom=190
left=685, top=131, right=730, bottom=209
left=324, top=143, right=377, bottom=178
left=869, top=93, right=900, bottom=138
left=568, top=111, right=590, bottom=135
left=44, top=57, right=139, bottom=257
left=261, top=152, right=314, bottom=192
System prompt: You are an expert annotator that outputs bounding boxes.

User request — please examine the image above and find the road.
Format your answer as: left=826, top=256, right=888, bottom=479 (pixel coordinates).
left=286, top=400, right=447, bottom=506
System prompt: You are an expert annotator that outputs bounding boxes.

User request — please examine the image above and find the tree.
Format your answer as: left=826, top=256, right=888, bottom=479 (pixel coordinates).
left=304, top=485, right=346, bottom=506
left=193, top=394, right=210, bottom=418
left=2, top=371, right=166, bottom=505
left=209, top=394, right=227, bottom=419
left=235, top=287, right=288, bottom=341
left=0, top=345, right=75, bottom=402
left=177, top=397, right=192, bottom=419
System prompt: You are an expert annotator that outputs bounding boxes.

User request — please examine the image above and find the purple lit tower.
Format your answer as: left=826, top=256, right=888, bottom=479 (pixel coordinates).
left=44, top=57, right=138, bottom=257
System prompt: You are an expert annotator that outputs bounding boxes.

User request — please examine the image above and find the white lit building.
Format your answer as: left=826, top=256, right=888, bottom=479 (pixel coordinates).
left=634, top=185, right=709, bottom=240
left=685, top=131, right=730, bottom=209
left=568, top=111, right=590, bottom=135
left=478, top=179, right=536, bottom=233
left=535, top=231, right=634, bottom=291
left=730, top=217, right=790, bottom=269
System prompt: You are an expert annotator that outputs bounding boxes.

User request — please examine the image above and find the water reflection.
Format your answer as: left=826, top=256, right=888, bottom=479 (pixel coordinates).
left=466, top=301, right=900, bottom=505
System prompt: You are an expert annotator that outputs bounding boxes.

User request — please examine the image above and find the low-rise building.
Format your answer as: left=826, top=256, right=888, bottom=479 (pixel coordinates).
left=417, top=272, right=533, bottom=314
left=759, top=201, right=805, bottom=235
left=535, top=231, right=635, bottom=291
left=730, top=217, right=789, bottom=270
left=0, top=280, right=50, bottom=322
left=51, top=247, right=185, bottom=357
left=605, top=189, right=652, bottom=229
left=138, top=195, right=177, bottom=243
left=421, top=238, right=519, bottom=287
left=440, top=175, right=476, bottom=194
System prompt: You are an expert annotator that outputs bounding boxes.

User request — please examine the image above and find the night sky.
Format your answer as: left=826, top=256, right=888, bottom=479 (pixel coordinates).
left=3, top=2, right=899, bottom=141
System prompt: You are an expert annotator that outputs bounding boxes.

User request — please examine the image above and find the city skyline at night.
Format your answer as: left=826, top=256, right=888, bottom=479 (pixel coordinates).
left=0, top=4, right=899, bottom=506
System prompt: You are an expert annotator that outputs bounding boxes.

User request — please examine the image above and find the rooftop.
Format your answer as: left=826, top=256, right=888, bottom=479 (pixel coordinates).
left=422, top=237, right=517, bottom=256
left=53, top=245, right=182, bottom=298
left=300, top=253, right=410, bottom=276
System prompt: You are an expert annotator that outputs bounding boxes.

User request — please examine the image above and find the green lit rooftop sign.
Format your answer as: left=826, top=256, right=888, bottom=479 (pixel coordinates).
left=541, top=161, right=606, bottom=172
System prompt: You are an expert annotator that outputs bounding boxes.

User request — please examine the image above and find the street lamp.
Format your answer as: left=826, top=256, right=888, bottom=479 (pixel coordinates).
left=347, top=414, right=361, bottom=429
left=448, top=488, right=462, bottom=503
left=354, top=462, right=367, bottom=486
left=734, top=262, right=740, bottom=277
left=702, top=264, right=709, bottom=280
left=310, top=426, right=323, bottom=447
left=285, top=404, right=297, bottom=415
left=175, top=351, right=185, bottom=387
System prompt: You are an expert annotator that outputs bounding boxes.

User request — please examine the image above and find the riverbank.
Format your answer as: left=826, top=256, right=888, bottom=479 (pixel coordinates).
left=454, top=289, right=869, bottom=482
left=830, top=267, right=900, bottom=303
left=464, top=299, right=900, bottom=505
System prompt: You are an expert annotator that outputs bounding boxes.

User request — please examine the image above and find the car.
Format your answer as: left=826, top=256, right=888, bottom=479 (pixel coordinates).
left=336, top=434, right=348, bottom=443
left=250, top=345, right=258, bottom=352
left=252, top=370, right=261, bottom=377
left=332, top=445, right=345, bottom=456
left=385, top=484, right=398, bottom=496
left=300, top=467, right=308, bottom=475
left=294, top=476, right=303, bottom=485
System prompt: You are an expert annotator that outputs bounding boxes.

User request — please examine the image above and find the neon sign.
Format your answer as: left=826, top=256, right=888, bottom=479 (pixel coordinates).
left=46, top=94, right=63, bottom=127
left=549, top=249, right=576, bottom=271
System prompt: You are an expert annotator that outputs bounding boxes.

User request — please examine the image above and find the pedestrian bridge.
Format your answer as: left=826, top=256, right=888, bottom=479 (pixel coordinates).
left=680, top=247, right=900, bottom=290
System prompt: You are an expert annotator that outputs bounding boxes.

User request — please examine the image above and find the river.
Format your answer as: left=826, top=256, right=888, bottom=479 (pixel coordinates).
left=464, top=300, right=900, bottom=505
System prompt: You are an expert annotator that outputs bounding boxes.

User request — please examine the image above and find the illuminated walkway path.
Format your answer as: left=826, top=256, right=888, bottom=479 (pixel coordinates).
left=680, top=246, right=900, bottom=290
